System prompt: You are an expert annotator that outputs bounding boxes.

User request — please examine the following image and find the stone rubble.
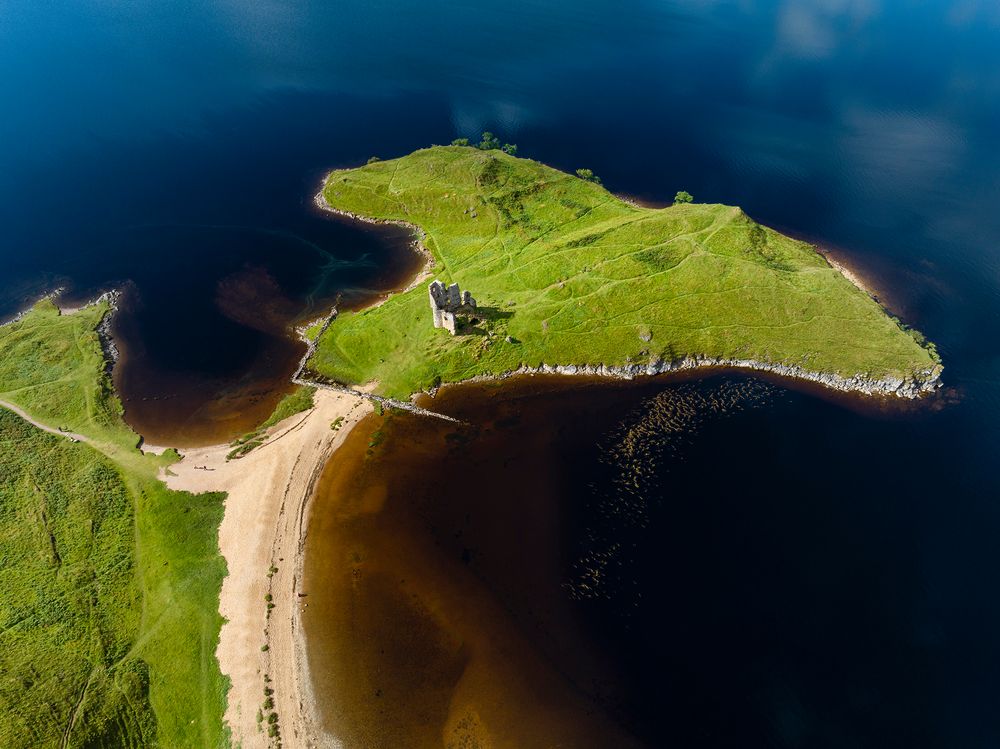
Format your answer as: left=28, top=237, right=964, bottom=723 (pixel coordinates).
left=460, top=355, right=942, bottom=399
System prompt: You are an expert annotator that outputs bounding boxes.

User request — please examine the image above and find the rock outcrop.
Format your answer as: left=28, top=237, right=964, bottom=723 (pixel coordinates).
left=459, top=355, right=942, bottom=399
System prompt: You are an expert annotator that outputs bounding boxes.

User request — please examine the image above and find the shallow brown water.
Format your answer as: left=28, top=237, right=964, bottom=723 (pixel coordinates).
left=303, top=377, right=664, bottom=748
left=301, top=370, right=939, bottom=748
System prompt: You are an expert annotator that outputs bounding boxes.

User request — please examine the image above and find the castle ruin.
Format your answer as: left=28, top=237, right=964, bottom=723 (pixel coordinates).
left=428, top=279, right=477, bottom=335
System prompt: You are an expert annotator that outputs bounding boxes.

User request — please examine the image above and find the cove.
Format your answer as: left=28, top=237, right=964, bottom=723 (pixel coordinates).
left=302, top=370, right=968, bottom=747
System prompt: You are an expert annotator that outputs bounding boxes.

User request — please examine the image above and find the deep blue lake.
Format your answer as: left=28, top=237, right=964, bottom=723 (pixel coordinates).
left=2, top=1, right=999, bottom=746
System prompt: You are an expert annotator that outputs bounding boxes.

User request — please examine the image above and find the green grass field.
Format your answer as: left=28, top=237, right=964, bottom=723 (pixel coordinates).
left=308, top=146, right=940, bottom=398
left=0, top=300, right=229, bottom=748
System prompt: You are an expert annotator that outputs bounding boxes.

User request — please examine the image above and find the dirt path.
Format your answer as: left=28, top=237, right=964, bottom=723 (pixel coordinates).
left=0, top=399, right=90, bottom=444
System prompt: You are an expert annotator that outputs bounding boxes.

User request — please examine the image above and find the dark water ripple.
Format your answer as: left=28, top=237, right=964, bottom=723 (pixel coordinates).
left=569, top=380, right=778, bottom=604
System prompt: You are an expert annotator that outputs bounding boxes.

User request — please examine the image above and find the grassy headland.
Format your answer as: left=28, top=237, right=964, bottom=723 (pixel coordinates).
left=0, top=300, right=228, bottom=748
left=307, top=146, right=940, bottom=399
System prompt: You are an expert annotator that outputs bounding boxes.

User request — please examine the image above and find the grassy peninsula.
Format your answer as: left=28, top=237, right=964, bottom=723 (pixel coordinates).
left=0, top=300, right=228, bottom=748
left=307, top=146, right=940, bottom=398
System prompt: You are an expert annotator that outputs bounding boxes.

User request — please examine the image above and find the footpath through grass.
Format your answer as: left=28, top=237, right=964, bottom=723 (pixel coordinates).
left=0, top=300, right=228, bottom=748
left=308, top=146, right=940, bottom=398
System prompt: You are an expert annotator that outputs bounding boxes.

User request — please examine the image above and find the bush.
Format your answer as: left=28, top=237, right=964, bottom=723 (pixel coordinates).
left=367, top=156, right=381, bottom=164
left=451, top=138, right=469, bottom=146
left=501, top=143, right=518, bottom=156
left=478, top=131, right=500, bottom=150
left=575, top=168, right=602, bottom=185
left=674, top=190, right=694, bottom=204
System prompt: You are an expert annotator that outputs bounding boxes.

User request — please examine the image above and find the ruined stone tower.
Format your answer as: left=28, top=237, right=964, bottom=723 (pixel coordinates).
left=428, top=279, right=476, bottom=335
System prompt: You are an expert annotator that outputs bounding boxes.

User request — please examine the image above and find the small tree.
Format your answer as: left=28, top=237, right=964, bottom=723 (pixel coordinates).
left=575, top=168, right=601, bottom=185
left=367, top=156, right=381, bottom=164
left=478, top=131, right=500, bottom=150
left=501, top=143, right=518, bottom=156
left=451, top=137, right=470, bottom=146
left=674, top=190, right=693, bottom=204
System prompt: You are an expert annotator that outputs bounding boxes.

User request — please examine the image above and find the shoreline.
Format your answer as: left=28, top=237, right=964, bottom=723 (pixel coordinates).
left=820, top=250, right=875, bottom=299
left=444, top=354, right=941, bottom=400
left=4, top=171, right=942, bottom=747
left=159, top=388, right=372, bottom=749
left=313, top=178, right=435, bottom=303
left=309, top=168, right=942, bottom=402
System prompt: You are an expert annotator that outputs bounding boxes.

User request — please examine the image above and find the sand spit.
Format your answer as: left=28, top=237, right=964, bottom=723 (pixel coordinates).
left=160, top=388, right=372, bottom=748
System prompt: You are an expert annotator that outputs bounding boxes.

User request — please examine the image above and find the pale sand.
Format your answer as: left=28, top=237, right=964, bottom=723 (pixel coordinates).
left=160, top=388, right=372, bottom=748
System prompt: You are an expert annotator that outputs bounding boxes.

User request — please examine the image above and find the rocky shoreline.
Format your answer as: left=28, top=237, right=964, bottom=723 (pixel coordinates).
left=455, top=355, right=941, bottom=400
left=291, top=304, right=461, bottom=423
left=313, top=180, right=434, bottom=292
left=93, top=289, right=121, bottom=375
left=2, top=287, right=122, bottom=377
left=1, top=286, right=65, bottom=326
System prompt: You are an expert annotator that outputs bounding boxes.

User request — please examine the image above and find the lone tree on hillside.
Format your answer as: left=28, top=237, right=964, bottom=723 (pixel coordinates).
left=451, top=137, right=470, bottom=146
left=576, top=168, right=602, bottom=185
left=501, top=143, right=518, bottom=156
left=478, top=131, right=501, bottom=150
left=674, top=190, right=694, bottom=204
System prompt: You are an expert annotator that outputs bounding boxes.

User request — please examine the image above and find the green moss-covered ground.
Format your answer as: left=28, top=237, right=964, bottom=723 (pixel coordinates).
left=0, top=300, right=228, bottom=748
left=308, top=146, right=940, bottom=398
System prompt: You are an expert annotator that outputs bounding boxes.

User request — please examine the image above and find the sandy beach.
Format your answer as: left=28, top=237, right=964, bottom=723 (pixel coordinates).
left=159, top=388, right=372, bottom=748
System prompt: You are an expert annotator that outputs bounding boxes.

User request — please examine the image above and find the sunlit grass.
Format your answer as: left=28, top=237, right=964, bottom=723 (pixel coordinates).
left=0, top=302, right=229, bottom=748
left=309, top=146, right=939, bottom=399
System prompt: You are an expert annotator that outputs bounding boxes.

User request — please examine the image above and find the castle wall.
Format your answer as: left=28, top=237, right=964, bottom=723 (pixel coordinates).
left=428, top=279, right=476, bottom=335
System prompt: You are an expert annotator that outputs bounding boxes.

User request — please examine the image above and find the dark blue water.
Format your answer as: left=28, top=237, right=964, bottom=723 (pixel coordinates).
left=3, top=1, right=999, bottom=745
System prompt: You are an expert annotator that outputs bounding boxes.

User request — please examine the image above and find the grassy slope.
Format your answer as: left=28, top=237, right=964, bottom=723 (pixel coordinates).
left=0, top=300, right=135, bottom=454
left=308, top=146, right=939, bottom=398
left=0, top=300, right=228, bottom=748
left=258, top=385, right=315, bottom=431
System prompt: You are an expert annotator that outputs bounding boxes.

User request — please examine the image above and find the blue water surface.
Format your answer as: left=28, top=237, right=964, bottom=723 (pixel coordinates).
left=1, top=1, right=999, bottom=746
